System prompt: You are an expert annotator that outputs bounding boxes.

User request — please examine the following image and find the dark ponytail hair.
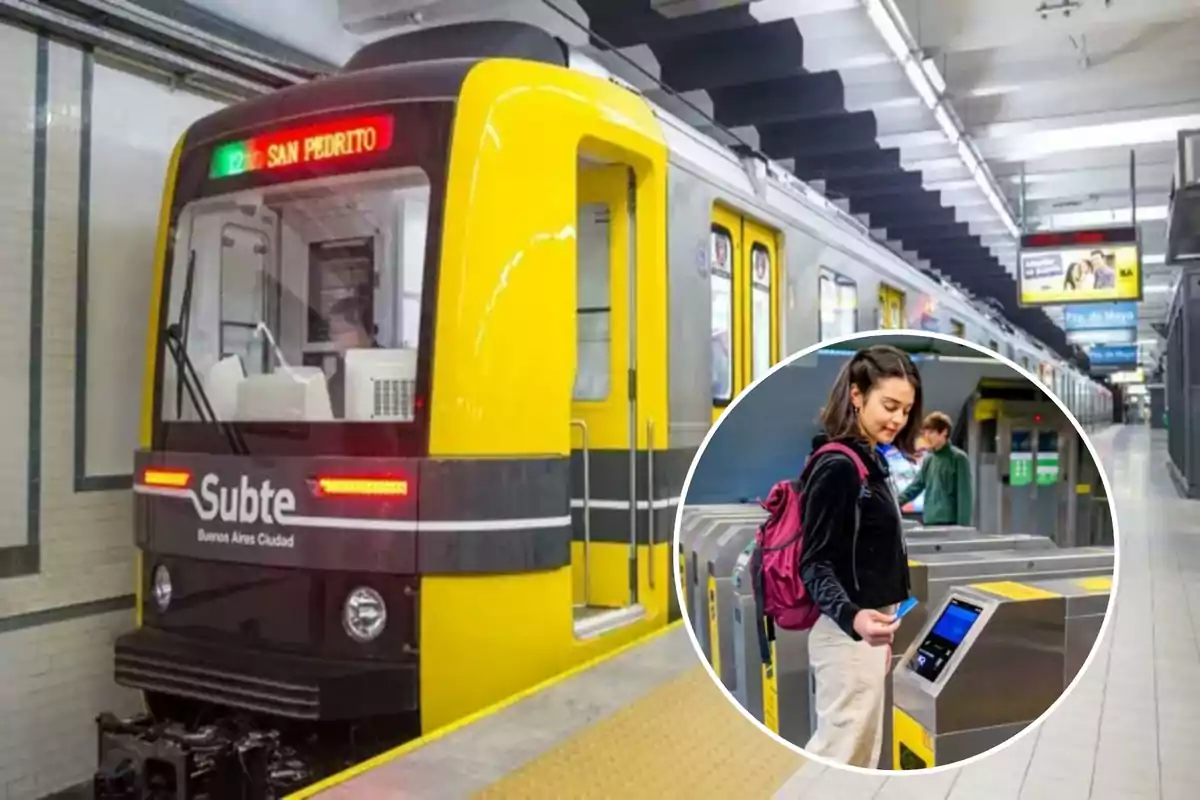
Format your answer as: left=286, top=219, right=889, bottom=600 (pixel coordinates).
left=819, top=344, right=923, bottom=458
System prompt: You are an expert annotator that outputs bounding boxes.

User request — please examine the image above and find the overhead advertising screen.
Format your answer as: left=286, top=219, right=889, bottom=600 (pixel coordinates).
left=1066, top=328, right=1137, bottom=346
left=1018, top=226, right=1142, bottom=307
left=1088, top=344, right=1138, bottom=368
left=1063, top=301, right=1138, bottom=331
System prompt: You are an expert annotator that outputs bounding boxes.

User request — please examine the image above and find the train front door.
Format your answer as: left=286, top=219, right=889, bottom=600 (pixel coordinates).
left=569, top=151, right=671, bottom=638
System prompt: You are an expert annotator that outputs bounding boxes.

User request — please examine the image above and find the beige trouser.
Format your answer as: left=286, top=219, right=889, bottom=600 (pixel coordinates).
left=803, top=607, right=895, bottom=769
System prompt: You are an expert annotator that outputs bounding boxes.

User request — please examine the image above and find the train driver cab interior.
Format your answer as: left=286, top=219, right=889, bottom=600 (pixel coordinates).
left=160, top=167, right=430, bottom=432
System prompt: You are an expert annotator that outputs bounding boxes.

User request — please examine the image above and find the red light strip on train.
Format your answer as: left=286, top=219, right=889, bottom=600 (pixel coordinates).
left=314, top=476, right=410, bottom=498
left=208, top=114, right=395, bottom=179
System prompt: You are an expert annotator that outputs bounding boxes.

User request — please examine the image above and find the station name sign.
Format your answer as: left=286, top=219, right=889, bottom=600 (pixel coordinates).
left=208, top=114, right=395, bottom=180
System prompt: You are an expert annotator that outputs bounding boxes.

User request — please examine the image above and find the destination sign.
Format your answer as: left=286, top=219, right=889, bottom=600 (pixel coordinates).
left=208, top=114, right=395, bottom=179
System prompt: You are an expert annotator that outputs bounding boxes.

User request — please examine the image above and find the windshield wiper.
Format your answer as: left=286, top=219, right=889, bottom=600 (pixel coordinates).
left=175, top=250, right=197, bottom=419
left=164, top=323, right=248, bottom=456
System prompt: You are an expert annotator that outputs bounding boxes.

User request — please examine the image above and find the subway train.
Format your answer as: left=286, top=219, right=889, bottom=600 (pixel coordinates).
left=96, top=20, right=1111, bottom=797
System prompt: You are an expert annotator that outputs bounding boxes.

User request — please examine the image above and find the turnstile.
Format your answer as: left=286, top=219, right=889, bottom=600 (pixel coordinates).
left=730, top=543, right=809, bottom=743
left=688, top=517, right=764, bottom=659
left=677, top=505, right=764, bottom=629
left=899, top=546, right=1115, bottom=655
left=903, top=531, right=1053, bottom=556
left=725, top=532, right=1062, bottom=761
left=700, top=519, right=761, bottom=686
left=908, top=525, right=977, bottom=535
left=892, top=573, right=1112, bottom=768
left=714, top=530, right=1053, bottom=693
left=756, top=545, right=1113, bottom=767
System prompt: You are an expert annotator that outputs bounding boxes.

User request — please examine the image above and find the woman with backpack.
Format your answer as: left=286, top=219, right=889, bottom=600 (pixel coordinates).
left=798, top=345, right=920, bottom=768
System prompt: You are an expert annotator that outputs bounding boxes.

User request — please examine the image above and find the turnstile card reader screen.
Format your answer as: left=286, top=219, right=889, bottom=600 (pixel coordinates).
left=909, top=599, right=983, bottom=683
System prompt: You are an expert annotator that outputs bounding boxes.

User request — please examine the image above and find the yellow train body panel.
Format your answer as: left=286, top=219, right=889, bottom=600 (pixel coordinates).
left=419, top=58, right=672, bottom=733
left=136, top=133, right=186, bottom=630
left=426, top=57, right=667, bottom=457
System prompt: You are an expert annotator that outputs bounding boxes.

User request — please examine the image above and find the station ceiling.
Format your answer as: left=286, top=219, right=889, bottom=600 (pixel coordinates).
left=177, top=0, right=1196, bottom=367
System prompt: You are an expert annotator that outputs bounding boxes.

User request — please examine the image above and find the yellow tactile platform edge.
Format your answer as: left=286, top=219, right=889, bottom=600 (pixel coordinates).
left=473, top=666, right=805, bottom=799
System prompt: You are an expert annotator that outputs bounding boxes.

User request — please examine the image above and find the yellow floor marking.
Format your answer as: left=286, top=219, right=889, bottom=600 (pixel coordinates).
left=474, top=666, right=805, bottom=799
left=1076, top=576, right=1112, bottom=592
left=292, top=623, right=683, bottom=799
left=971, top=580, right=1060, bottom=601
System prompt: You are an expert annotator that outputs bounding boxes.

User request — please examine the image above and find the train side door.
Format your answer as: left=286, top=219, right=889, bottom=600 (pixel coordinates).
left=570, top=159, right=648, bottom=635
left=878, top=283, right=906, bottom=329
left=709, top=207, right=781, bottom=423
left=710, top=207, right=742, bottom=423
left=743, top=220, right=780, bottom=387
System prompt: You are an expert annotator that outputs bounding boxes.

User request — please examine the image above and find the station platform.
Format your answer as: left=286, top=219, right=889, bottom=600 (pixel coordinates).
left=294, top=426, right=1195, bottom=800
left=293, top=622, right=803, bottom=799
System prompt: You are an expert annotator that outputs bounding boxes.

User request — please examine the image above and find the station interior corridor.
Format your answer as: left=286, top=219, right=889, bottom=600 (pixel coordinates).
left=776, top=425, right=1193, bottom=800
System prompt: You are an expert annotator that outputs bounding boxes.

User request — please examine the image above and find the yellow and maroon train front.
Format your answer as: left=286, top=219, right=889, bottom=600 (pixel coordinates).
left=101, top=23, right=687, bottom=795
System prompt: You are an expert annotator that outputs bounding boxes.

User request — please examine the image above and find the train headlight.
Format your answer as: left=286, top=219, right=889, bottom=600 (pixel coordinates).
left=343, top=586, right=387, bottom=643
left=152, top=564, right=172, bottom=611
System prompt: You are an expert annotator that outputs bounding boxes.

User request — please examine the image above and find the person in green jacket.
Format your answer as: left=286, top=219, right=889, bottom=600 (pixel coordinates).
left=897, top=412, right=973, bottom=526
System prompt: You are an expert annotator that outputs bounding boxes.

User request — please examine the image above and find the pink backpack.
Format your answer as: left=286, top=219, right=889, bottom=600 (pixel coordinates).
left=751, top=442, right=869, bottom=641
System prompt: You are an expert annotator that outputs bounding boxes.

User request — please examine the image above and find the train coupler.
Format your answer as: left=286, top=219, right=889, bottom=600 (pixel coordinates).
left=93, top=711, right=310, bottom=799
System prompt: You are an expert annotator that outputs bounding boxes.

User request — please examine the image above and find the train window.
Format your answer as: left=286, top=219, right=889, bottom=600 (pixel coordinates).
left=574, top=202, right=612, bottom=401
left=711, top=225, right=734, bottom=405
left=819, top=268, right=857, bottom=341
left=160, top=166, right=431, bottom=423
left=749, top=243, right=772, bottom=382
left=218, top=225, right=271, bottom=375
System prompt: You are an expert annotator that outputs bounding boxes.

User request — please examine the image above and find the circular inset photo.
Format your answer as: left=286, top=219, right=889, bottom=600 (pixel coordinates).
left=674, top=331, right=1119, bottom=773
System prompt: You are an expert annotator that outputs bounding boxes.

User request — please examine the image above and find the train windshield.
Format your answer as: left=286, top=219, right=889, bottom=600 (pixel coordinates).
left=159, top=167, right=431, bottom=430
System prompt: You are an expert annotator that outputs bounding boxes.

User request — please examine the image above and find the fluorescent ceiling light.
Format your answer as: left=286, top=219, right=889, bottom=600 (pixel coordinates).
left=991, top=114, right=1200, bottom=161
left=1143, top=253, right=1166, bottom=265
left=1038, top=205, right=1169, bottom=229
left=1145, top=284, right=1174, bottom=293
left=923, top=57, right=947, bottom=95
left=933, top=105, right=959, bottom=144
left=903, top=60, right=940, bottom=108
left=863, top=0, right=1018, bottom=242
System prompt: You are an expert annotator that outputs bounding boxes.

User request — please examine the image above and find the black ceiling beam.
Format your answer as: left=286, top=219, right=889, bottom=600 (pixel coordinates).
left=864, top=203, right=958, bottom=229
left=757, top=111, right=879, bottom=158
left=707, top=71, right=847, bottom=127
left=850, top=191, right=945, bottom=216
left=791, top=148, right=903, bottom=180
left=656, top=22, right=805, bottom=92
left=907, top=233, right=983, bottom=250
left=883, top=221, right=974, bottom=241
left=826, top=173, right=925, bottom=197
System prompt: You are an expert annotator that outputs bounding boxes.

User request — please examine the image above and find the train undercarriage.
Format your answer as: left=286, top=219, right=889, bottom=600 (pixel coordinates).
left=93, top=695, right=418, bottom=800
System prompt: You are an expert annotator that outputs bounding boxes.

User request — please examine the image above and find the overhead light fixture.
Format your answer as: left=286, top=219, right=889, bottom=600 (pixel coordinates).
left=1143, top=253, right=1166, bottom=265
left=933, top=105, right=959, bottom=144
left=863, top=0, right=1020, bottom=241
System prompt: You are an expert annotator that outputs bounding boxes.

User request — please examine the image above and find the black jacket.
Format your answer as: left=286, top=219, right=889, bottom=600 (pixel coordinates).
left=798, top=434, right=911, bottom=640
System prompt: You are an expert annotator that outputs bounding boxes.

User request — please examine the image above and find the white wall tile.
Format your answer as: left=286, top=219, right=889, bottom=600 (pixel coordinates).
left=0, top=29, right=226, bottom=798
